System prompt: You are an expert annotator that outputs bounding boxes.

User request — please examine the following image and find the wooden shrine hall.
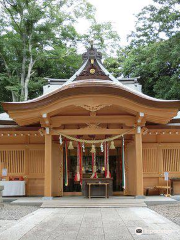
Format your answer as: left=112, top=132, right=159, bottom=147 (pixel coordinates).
left=1, top=45, right=180, bottom=198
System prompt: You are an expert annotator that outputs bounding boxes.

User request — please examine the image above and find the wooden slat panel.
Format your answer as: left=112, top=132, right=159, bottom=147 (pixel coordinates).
left=142, top=148, right=158, bottom=173
left=0, top=149, right=25, bottom=175
left=162, top=148, right=180, bottom=172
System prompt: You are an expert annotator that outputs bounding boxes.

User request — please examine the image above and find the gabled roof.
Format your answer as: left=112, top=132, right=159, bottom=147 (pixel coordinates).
left=1, top=46, right=180, bottom=126
left=63, top=45, right=119, bottom=85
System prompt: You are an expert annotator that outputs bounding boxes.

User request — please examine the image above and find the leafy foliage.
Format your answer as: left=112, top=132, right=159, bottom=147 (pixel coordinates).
left=82, top=22, right=121, bottom=57
left=1, top=0, right=179, bottom=114
left=106, top=0, right=180, bottom=100
left=0, top=0, right=121, bottom=108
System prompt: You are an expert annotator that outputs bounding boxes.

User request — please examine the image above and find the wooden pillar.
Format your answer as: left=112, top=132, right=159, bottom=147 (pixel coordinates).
left=44, top=133, right=53, bottom=198
left=135, top=128, right=144, bottom=198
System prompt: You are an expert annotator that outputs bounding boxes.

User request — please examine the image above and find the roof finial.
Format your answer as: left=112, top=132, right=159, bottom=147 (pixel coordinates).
left=90, top=40, right=94, bottom=49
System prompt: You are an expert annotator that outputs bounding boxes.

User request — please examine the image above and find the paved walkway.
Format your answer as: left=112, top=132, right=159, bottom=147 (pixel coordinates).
left=0, top=207, right=180, bottom=240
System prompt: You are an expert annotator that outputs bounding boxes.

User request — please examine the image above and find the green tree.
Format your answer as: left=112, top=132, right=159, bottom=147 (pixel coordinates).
left=0, top=0, right=121, bottom=108
left=82, top=22, right=121, bottom=57
left=130, top=0, right=180, bottom=44
left=120, top=0, right=180, bottom=99
left=0, top=0, right=95, bottom=102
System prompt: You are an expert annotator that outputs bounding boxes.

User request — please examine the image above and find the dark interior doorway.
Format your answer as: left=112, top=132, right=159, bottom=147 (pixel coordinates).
left=63, top=147, right=123, bottom=193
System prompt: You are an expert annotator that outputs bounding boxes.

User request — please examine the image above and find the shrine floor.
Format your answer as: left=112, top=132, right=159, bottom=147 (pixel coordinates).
left=0, top=206, right=180, bottom=240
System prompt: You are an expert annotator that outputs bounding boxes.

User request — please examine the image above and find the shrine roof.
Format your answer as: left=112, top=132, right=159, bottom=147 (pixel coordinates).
left=1, top=45, right=180, bottom=125
left=2, top=80, right=180, bottom=112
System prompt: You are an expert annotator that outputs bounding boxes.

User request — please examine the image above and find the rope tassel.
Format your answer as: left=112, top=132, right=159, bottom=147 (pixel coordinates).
left=74, top=142, right=82, bottom=185
left=91, top=151, right=98, bottom=179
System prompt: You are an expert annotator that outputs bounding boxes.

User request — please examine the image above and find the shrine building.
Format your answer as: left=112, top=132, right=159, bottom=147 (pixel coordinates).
left=1, top=45, right=180, bottom=198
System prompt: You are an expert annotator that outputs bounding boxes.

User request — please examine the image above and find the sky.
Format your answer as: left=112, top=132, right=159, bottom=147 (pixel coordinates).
left=77, top=0, right=153, bottom=46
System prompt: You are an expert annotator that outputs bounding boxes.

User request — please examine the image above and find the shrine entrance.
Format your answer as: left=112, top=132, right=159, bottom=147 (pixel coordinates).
left=63, top=146, right=123, bottom=195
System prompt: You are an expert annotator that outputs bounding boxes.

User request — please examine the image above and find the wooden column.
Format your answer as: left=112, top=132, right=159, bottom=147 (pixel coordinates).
left=44, top=133, right=53, bottom=198
left=135, top=129, right=144, bottom=198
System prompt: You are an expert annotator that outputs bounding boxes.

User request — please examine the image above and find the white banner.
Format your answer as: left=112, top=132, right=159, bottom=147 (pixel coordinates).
left=164, top=172, right=169, bottom=181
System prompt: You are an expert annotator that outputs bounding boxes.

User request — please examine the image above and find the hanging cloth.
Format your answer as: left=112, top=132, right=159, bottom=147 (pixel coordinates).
left=79, top=142, right=82, bottom=185
left=122, top=136, right=126, bottom=189
left=104, top=142, right=111, bottom=178
left=91, top=151, right=98, bottom=178
left=64, top=139, right=68, bottom=186
left=74, top=142, right=82, bottom=185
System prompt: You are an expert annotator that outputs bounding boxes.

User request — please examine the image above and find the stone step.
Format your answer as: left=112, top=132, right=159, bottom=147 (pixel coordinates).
left=41, top=202, right=147, bottom=208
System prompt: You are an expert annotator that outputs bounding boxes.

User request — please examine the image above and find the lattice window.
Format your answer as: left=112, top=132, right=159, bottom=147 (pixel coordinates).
left=29, top=150, right=45, bottom=174
left=162, top=148, right=180, bottom=172
left=0, top=150, right=25, bottom=174
left=142, top=148, right=158, bottom=173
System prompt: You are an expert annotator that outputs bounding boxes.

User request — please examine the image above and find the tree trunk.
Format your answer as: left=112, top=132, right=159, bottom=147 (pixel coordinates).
left=11, top=91, right=18, bottom=102
left=20, top=34, right=27, bottom=101
left=24, top=36, right=34, bottom=101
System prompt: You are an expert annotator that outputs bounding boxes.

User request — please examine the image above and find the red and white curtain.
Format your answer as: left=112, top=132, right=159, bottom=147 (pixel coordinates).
left=104, top=142, right=111, bottom=178
left=74, top=142, right=82, bottom=185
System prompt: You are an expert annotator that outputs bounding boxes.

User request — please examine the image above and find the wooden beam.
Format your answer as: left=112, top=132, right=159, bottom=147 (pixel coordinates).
left=51, top=128, right=135, bottom=135
left=136, top=112, right=146, bottom=126
left=40, top=113, right=51, bottom=127
left=50, top=115, right=136, bottom=127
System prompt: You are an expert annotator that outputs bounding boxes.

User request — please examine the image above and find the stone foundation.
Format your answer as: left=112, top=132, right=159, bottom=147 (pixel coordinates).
left=0, top=186, right=4, bottom=206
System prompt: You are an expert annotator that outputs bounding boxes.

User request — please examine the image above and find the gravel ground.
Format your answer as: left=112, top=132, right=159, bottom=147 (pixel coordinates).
left=0, top=204, right=39, bottom=220
left=148, top=203, right=180, bottom=226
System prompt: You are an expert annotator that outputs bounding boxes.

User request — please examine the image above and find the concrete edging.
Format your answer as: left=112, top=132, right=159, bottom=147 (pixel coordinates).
left=0, top=185, right=4, bottom=206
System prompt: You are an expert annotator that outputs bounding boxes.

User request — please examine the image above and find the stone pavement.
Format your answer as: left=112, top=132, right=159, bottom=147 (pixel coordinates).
left=3, top=195, right=177, bottom=207
left=0, top=207, right=180, bottom=240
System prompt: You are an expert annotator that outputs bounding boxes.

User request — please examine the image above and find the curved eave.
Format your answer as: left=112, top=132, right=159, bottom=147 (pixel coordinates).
left=2, top=80, right=180, bottom=112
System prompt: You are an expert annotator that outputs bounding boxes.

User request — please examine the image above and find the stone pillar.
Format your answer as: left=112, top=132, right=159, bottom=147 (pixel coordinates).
left=0, top=186, right=4, bottom=206
left=135, top=128, right=144, bottom=198
left=44, top=133, right=53, bottom=199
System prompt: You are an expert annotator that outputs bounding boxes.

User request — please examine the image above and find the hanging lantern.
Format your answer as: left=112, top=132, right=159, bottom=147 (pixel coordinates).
left=59, top=135, right=63, bottom=145
left=100, top=143, right=104, bottom=152
left=91, top=144, right=96, bottom=153
left=109, top=141, right=115, bottom=150
left=82, top=142, right=85, bottom=152
left=68, top=141, right=74, bottom=150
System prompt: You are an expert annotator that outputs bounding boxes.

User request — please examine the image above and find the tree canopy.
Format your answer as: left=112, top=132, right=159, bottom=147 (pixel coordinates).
left=110, top=0, right=180, bottom=100
left=0, top=0, right=120, bottom=109
left=0, top=0, right=180, bottom=114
